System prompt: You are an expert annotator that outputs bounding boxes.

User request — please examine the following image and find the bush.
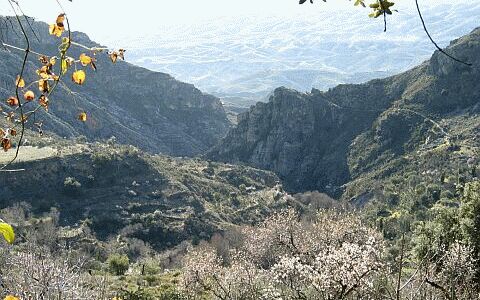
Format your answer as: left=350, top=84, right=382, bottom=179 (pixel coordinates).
left=63, top=177, right=82, bottom=196
left=107, top=254, right=130, bottom=276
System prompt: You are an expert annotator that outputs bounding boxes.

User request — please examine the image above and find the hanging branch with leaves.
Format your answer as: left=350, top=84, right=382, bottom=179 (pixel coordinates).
left=299, top=0, right=472, bottom=65
left=0, top=0, right=125, bottom=171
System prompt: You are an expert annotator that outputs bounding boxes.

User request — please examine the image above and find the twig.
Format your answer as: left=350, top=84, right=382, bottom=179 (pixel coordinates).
left=0, top=0, right=72, bottom=171
left=0, top=168, right=25, bottom=172
left=70, top=41, right=108, bottom=52
left=1, top=41, right=47, bottom=57
left=383, top=11, right=387, bottom=32
left=1, top=0, right=30, bottom=171
left=415, top=0, right=472, bottom=66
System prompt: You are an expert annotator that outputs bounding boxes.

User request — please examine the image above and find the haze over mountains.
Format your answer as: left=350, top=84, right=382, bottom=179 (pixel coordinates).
left=122, top=2, right=480, bottom=110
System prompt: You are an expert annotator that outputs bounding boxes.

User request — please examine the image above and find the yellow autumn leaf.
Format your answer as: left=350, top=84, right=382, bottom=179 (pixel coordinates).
left=15, top=75, right=25, bottom=88
left=4, top=295, right=20, bottom=300
left=110, top=52, right=118, bottom=63
left=78, top=112, right=87, bottom=122
left=37, top=66, right=50, bottom=80
left=354, top=0, right=365, bottom=7
left=56, top=14, right=65, bottom=27
left=79, top=53, right=92, bottom=66
left=0, top=222, right=15, bottom=244
left=39, top=79, right=49, bottom=93
left=49, top=24, right=63, bottom=37
left=24, top=90, right=35, bottom=101
left=72, top=70, right=86, bottom=85
left=61, top=59, right=68, bottom=75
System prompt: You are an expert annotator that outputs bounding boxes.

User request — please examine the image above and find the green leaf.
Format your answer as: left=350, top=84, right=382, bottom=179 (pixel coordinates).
left=369, top=10, right=382, bottom=18
left=354, top=0, right=365, bottom=7
left=61, top=59, right=68, bottom=75
left=0, top=223, right=14, bottom=244
left=384, top=1, right=395, bottom=8
left=58, top=37, right=70, bottom=55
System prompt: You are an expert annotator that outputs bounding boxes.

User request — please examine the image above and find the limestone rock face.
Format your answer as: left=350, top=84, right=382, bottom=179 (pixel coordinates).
left=0, top=17, right=230, bottom=156
left=208, top=27, right=480, bottom=196
left=208, top=84, right=391, bottom=195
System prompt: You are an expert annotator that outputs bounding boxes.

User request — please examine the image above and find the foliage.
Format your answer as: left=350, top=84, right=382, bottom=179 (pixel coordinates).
left=459, top=181, right=480, bottom=259
left=0, top=1, right=477, bottom=299
left=181, top=210, right=385, bottom=299
left=108, top=254, right=130, bottom=276
left=1, top=1, right=124, bottom=162
left=0, top=222, right=14, bottom=244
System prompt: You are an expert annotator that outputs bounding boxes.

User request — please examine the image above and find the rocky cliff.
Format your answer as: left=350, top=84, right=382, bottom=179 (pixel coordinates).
left=208, top=28, right=480, bottom=197
left=0, top=16, right=230, bottom=156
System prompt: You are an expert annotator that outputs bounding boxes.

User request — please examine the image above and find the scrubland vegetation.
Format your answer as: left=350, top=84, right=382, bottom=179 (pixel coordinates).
left=1, top=1, right=479, bottom=299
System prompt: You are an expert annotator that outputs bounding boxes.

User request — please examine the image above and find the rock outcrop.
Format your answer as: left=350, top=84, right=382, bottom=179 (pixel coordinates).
left=208, top=28, right=480, bottom=196
left=0, top=17, right=230, bottom=156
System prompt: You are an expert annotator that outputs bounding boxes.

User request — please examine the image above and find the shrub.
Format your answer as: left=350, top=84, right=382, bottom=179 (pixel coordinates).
left=107, top=254, right=130, bottom=276
left=63, top=177, right=82, bottom=196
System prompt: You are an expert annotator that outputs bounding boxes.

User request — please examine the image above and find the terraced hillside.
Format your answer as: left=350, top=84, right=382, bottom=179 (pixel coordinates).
left=0, top=137, right=288, bottom=250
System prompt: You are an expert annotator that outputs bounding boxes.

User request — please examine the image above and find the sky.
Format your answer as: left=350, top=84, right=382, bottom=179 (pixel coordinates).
left=0, top=0, right=472, bottom=45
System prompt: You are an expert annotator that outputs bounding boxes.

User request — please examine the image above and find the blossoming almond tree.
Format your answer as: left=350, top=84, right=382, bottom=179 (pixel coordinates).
left=182, top=210, right=386, bottom=300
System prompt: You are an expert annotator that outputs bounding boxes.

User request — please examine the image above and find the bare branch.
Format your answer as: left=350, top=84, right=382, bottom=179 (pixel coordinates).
left=415, top=0, right=472, bottom=66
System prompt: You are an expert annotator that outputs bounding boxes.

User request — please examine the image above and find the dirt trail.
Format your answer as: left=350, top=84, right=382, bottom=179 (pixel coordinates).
left=0, top=145, right=86, bottom=165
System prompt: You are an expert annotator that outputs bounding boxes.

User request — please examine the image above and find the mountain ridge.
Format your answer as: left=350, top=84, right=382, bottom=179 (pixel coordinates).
left=124, top=3, right=480, bottom=108
left=0, top=16, right=230, bottom=156
left=208, top=27, right=480, bottom=198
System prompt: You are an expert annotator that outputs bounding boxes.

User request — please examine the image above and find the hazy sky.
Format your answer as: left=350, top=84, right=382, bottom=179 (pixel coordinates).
left=0, top=0, right=473, bottom=45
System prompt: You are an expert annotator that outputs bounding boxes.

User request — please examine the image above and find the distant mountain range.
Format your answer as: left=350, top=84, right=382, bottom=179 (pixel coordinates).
left=208, top=27, right=480, bottom=198
left=123, top=2, right=480, bottom=110
left=1, top=9, right=478, bottom=254
left=0, top=17, right=230, bottom=156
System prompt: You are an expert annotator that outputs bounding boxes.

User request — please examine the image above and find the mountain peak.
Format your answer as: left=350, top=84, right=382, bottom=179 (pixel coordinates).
left=208, top=28, right=480, bottom=196
left=428, top=27, right=480, bottom=77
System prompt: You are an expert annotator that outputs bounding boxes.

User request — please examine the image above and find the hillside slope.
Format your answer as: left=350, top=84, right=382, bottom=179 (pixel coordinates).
left=208, top=27, right=480, bottom=197
left=0, top=16, right=230, bottom=156
left=0, top=134, right=287, bottom=249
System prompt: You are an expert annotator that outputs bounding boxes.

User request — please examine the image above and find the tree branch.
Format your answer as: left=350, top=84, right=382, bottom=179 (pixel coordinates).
left=415, top=0, right=471, bottom=66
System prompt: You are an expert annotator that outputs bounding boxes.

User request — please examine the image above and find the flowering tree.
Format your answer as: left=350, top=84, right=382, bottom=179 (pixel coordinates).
left=182, top=210, right=385, bottom=300
left=0, top=243, right=112, bottom=299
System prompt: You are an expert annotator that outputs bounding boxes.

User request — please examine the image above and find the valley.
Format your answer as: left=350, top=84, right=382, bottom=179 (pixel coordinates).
left=123, top=2, right=480, bottom=111
left=0, top=4, right=479, bottom=298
